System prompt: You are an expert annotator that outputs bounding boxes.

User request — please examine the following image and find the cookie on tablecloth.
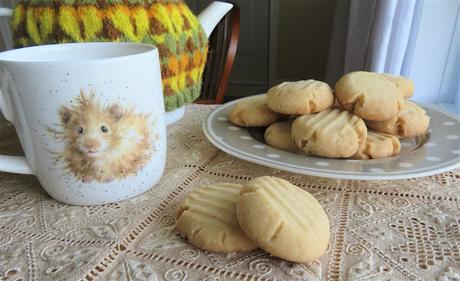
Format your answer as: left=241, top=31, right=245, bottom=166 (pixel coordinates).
left=237, top=176, right=330, bottom=263
left=176, top=183, right=257, bottom=252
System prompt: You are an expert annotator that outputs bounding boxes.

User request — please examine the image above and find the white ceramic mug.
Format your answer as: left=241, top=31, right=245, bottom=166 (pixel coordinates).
left=0, top=42, right=166, bottom=205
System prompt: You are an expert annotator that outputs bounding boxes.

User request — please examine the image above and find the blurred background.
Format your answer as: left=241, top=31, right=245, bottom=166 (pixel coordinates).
left=187, top=0, right=459, bottom=115
left=1, top=0, right=459, bottom=114
left=187, top=0, right=337, bottom=100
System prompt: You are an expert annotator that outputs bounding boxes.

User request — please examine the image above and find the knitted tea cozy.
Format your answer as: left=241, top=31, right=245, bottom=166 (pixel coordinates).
left=11, top=0, right=208, bottom=112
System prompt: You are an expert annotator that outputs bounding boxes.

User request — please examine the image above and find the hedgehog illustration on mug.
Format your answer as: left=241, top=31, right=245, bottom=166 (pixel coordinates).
left=48, top=89, right=153, bottom=183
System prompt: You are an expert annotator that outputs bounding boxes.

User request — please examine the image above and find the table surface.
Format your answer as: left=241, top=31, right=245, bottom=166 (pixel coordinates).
left=0, top=104, right=458, bottom=281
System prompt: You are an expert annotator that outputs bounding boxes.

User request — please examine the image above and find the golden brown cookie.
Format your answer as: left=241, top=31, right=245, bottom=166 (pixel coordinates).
left=335, top=71, right=404, bottom=121
left=264, top=122, right=299, bottom=152
left=380, top=73, right=414, bottom=98
left=353, top=131, right=401, bottom=159
left=176, top=183, right=257, bottom=252
left=366, top=100, right=430, bottom=139
left=228, top=95, right=279, bottom=127
left=237, top=176, right=330, bottom=263
left=292, top=109, right=367, bottom=158
left=266, top=80, right=334, bottom=115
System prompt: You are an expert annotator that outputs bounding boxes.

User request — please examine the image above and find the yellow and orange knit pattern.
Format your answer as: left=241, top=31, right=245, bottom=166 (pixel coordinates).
left=12, top=0, right=208, bottom=111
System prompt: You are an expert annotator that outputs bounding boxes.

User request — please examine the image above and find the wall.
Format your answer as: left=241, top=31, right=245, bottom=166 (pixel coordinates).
left=275, top=0, right=338, bottom=83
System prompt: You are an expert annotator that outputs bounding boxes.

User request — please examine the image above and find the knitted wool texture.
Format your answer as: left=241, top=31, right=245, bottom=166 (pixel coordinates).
left=12, top=0, right=208, bottom=112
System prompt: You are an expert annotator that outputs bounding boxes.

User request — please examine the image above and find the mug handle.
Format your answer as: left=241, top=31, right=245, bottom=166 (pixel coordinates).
left=0, top=8, right=12, bottom=17
left=0, top=8, right=37, bottom=175
left=0, top=84, right=34, bottom=175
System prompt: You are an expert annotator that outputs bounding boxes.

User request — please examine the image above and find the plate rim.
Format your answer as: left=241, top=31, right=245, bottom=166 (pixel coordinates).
left=202, top=94, right=460, bottom=180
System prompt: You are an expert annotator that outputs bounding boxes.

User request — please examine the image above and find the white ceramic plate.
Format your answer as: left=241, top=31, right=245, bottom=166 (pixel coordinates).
left=203, top=94, right=460, bottom=180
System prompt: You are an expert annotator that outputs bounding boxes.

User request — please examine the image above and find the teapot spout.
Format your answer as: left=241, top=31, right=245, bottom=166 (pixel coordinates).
left=198, top=1, right=233, bottom=38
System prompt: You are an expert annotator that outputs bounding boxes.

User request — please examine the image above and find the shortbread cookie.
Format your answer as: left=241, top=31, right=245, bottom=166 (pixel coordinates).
left=264, top=122, right=299, bottom=152
left=266, top=80, right=334, bottom=115
left=335, top=71, right=404, bottom=121
left=332, top=98, right=345, bottom=109
left=380, top=73, right=414, bottom=98
left=366, top=100, right=430, bottom=139
left=237, top=176, right=330, bottom=262
left=353, top=131, right=401, bottom=159
left=292, top=109, right=367, bottom=158
left=228, top=95, right=279, bottom=127
left=176, top=183, right=257, bottom=252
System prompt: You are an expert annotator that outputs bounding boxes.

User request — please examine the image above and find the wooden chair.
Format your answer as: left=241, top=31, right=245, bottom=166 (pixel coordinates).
left=195, top=1, right=240, bottom=104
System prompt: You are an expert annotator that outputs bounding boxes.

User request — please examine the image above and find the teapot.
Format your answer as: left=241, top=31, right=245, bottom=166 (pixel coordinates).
left=0, top=1, right=233, bottom=125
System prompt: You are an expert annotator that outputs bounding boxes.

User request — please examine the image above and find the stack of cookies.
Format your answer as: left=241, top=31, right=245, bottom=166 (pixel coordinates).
left=228, top=71, right=430, bottom=159
left=176, top=176, right=330, bottom=263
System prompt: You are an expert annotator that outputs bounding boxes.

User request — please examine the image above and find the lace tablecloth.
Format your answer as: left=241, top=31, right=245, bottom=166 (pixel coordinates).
left=0, top=104, right=458, bottom=281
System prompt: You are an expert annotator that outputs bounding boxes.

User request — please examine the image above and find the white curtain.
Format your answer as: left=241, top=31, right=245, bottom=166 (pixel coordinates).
left=326, top=0, right=460, bottom=114
left=0, top=0, right=14, bottom=51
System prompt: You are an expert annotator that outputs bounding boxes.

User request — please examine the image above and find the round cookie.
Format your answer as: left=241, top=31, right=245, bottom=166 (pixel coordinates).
left=266, top=80, right=334, bottom=115
left=237, top=176, right=330, bottom=263
left=366, top=100, right=430, bottom=139
left=292, top=109, right=367, bottom=158
left=353, top=131, right=401, bottom=159
left=228, top=95, right=279, bottom=127
left=335, top=71, right=404, bottom=121
left=176, top=183, right=257, bottom=252
left=264, top=122, right=299, bottom=152
left=380, top=73, right=414, bottom=98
